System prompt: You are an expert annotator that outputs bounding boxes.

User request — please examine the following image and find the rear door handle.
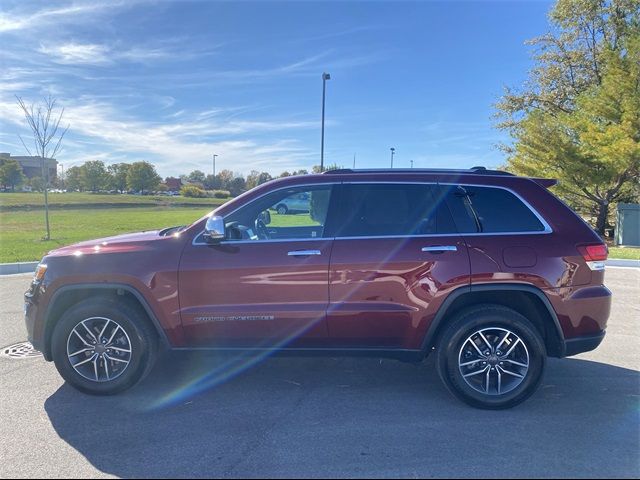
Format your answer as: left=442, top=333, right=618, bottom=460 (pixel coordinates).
left=422, top=246, right=458, bottom=253
left=288, top=250, right=322, bottom=257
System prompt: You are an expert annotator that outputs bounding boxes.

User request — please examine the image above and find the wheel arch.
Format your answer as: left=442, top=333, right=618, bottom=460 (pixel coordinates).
left=42, top=283, right=170, bottom=361
left=423, top=284, right=565, bottom=358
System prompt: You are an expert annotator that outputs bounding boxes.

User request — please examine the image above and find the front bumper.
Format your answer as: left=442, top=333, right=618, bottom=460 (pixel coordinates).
left=24, top=284, right=46, bottom=356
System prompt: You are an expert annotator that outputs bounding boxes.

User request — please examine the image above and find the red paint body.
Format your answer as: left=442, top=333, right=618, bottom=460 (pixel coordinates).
left=25, top=171, right=612, bottom=361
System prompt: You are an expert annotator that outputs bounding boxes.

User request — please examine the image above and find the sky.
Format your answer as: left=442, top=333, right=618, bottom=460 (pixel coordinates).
left=0, top=0, right=554, bottom=178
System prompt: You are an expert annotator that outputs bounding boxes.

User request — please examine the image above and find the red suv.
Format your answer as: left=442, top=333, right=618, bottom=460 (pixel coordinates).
left=24, top=167, right=611, bottom=408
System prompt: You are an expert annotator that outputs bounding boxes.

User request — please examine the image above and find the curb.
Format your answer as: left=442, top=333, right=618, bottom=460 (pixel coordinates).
left=0, top=259, right=638, bottom=276
left=0, top=262, right=39, bottom=275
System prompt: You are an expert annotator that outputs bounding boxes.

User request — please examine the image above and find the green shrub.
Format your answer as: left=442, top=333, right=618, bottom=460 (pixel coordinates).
left=180, top=185, right=207, bottom=198
left=212, top=190, right=231, bottom=199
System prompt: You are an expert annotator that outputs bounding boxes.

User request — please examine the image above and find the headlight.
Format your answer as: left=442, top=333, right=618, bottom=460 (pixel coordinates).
left=34, top=263, right=47, bottom=282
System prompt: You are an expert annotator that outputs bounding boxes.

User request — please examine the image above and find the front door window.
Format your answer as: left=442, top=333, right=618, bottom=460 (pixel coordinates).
left=225, top=185, right=333, bottom=241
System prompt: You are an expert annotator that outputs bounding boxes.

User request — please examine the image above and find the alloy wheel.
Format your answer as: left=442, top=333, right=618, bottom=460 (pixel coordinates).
left=458, top=327, right=530, bottom=395
left=66, top=317, right=132, bottom=382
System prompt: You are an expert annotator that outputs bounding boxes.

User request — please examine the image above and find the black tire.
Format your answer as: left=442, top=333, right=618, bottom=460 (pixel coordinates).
left=276, top=204, right=288, bottom=215
left=436, top=304, right=546, bottom=409
left=51, top=297, right=158, bottom=395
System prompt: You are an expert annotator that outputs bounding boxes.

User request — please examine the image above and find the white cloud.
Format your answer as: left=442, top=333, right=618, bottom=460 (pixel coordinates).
left=0, top=98, right=318, bottom=176
left=80, top=51, right=384, bottom=87
left=118, top=47, right=172, bottom=63
left=38, top=42, right=179, bottom=66
left=0, top=2, right=138, bottom=33
left=39, top=43, right=111, bottom=65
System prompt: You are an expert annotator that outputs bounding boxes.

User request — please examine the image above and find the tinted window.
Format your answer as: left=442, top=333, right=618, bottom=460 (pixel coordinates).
left=335, top=184, right=456, bottom=237
left=444, top=185, right=546, bottom=233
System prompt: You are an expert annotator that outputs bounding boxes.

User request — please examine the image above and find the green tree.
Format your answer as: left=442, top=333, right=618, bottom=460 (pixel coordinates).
left=496, top=0, right=640, bottom=234
left=0, top=159, right=26, bottom=191
left=65, top=166, right=83, bottom=191
left=216, top=169, right=235, bottom=191
left=203, top=174, right=220, bottom=190
left=107, top=163, right=130, bottom=193
left=245, top=170, right=260, bottom=190
left=228, top=176, right=246, bottom=196
left=28, top=176, right=45, bottom=192
left=256, top=171, right=272, bottom=185
left=127, top=161, right=161, bottom=194
left=186, top=170, right=206, bottom=184
left=80, top=160, right=108, bottom=192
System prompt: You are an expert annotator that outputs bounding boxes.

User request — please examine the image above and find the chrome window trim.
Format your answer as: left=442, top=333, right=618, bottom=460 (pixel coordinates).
left=438, top=182, right=553, bottom=235
left=193, top=236, right=332, bottom=246
left=192, top=180, right=553, bottom=246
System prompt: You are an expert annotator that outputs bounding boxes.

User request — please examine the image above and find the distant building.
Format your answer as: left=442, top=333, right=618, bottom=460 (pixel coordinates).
left=0, top=153, right=57, bottom=180
left=164, top=177, right=183, bottom=191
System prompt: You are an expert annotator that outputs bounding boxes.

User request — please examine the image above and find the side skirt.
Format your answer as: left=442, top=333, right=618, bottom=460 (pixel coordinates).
left=168, top=347, right=426, bottom=363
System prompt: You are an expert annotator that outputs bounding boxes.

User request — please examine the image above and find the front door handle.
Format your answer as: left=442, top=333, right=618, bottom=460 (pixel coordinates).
left=422, top=245, right=458, bottom=253
left=288, top=250, right=322, bottom=257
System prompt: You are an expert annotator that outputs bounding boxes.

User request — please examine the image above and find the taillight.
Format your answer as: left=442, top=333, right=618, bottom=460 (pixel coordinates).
left=577, top=244, right=608, bottom=271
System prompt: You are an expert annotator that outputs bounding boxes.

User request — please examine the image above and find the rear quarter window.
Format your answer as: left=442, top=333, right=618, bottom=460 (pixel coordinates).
left=444, top=185, right=547, bottom=234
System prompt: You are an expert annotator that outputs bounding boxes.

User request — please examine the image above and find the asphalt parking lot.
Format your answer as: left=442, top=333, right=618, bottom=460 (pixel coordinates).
left=1, top=268, right=638, bottom=479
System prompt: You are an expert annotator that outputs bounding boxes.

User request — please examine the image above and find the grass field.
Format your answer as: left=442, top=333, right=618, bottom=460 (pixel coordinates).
left=608, top=247, right=640, bottom=260
left=0, top=192, right=226, bottom=209
left=0, top=207, right=212, bottom=263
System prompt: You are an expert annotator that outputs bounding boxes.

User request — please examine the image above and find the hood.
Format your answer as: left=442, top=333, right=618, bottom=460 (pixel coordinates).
left=47, top=230, right=162, bottom=257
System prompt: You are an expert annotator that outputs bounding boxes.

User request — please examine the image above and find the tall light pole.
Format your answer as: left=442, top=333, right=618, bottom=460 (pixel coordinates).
left=212, top=154, right=218, bottom=177
left=390, top=147, right=395, bottom=168
left=320, top=72, right=330, bottom=172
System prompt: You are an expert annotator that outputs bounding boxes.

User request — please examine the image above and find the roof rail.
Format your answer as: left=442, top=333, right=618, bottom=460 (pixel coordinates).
left=322, top=167, right=514, bottom=176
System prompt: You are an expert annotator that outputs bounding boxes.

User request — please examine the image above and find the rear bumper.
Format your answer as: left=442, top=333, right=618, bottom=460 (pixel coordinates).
left=563, top=330, right=606, bottom=357
left=549, top=285, right=612, bottom=349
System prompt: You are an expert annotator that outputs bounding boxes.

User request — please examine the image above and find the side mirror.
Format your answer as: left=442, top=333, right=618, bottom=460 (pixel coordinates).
left=203, top=215, right=225, bottom=243
left=259, top=210, right=271, bottom=225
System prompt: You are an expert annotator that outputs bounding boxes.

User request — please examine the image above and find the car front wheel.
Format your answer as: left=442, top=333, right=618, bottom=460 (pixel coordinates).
left=436, top=304, right=546, bottom=409
left=51, top=297, right=157, bottom=395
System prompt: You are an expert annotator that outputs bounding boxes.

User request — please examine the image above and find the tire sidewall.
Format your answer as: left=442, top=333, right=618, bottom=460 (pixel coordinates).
left=51, top=299, right=153, bottom=395
left=437, top=308, right=546, bottom=409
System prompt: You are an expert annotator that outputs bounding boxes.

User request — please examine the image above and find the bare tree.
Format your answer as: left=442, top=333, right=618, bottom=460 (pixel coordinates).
left=16, top=95, right=69, bottom=240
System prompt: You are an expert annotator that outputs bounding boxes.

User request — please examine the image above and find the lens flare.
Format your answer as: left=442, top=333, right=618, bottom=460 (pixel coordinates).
left=146, top=313, right=324, bottom=410
left=148, top=195, right=448, bottom=410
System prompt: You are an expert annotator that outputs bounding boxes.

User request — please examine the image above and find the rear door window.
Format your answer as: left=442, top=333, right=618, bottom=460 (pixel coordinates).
left=334, top=183, right=457, bottom=237
left=443, top=185, right=547, bottom=234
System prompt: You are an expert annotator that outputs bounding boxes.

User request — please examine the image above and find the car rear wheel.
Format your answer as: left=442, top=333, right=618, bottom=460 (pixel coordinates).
left=276, top=204, right=288, bottom=215
left=51, top=297, right=157, bottom=395
left=436, top=304, right=546, bottom=409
